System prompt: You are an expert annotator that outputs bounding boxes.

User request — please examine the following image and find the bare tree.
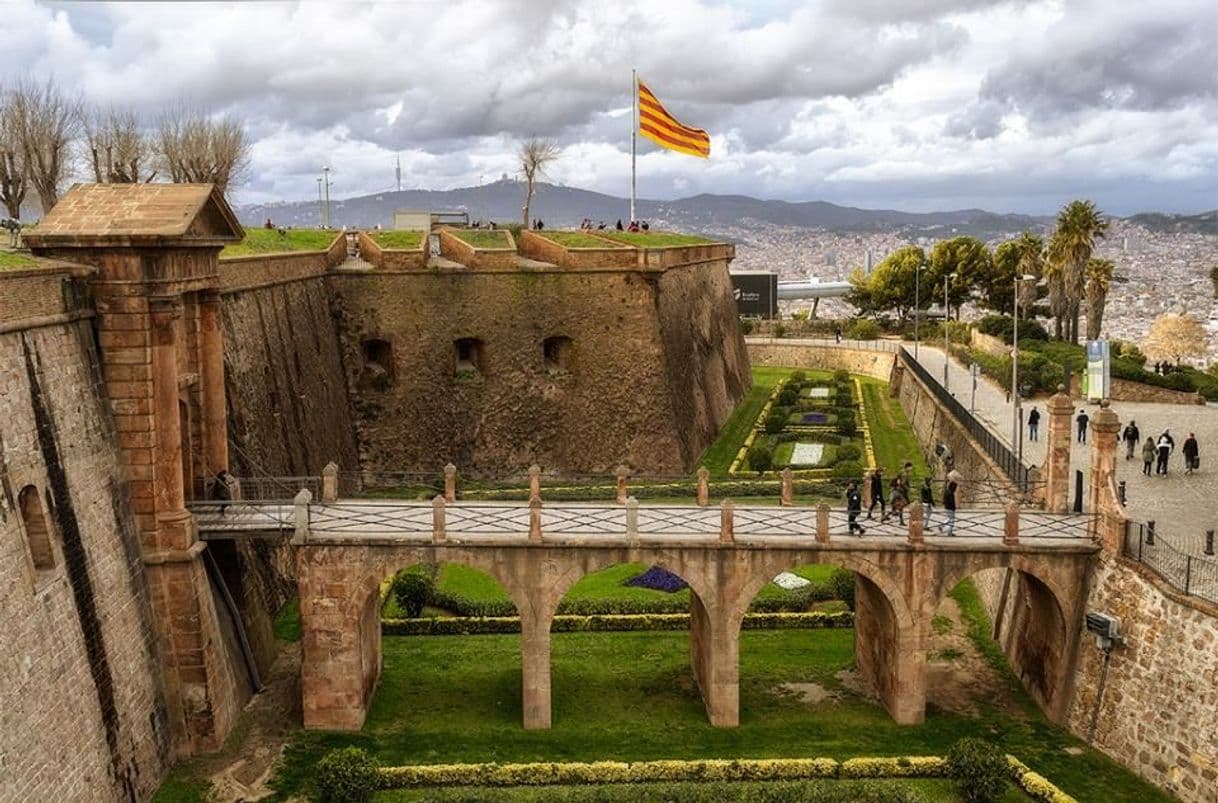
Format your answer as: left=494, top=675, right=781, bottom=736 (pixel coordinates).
left=85, top=107, right=156, bottom=183
left=9, top=77, right=81, bottom=214
left=1143, top=313, right=1208, bottom=367
left=0, top=86, right=29, bottom=219
left=157, top=105, right=249, bottom=195
left=519, top=137, right=560, bottom=229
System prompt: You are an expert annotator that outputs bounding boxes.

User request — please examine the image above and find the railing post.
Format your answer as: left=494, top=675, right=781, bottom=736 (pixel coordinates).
left=1185, top=556, right=1193, bottom=595
left=528, top=464, right=542, bottom=502
left=720, top=498, right=734, bottom=544
left=1003, top=503, right=1019, bottom=546
left=1146, top=519, right=1155, bottom=546
left=696, top=467, right=710, bottom=507
left=321, top=461, right=339, bottom=503
left=907, top=501, right=924, bottom=545
left=444, top=463, right=457, bottom=503
left=529, top=497, right=543, bottom=543
left=626, top=496, right=639, bottom=546
left=816, top=502, right=830, bottom=543
left=616, top=465, right=629, bottom=505
left=780, top=467, right=793, bottom=507
left=432, top=495, right=446, bottom=543
left=1206, top=529, right=1215, bottom=557
left=292, top=488, right=311, bottom=545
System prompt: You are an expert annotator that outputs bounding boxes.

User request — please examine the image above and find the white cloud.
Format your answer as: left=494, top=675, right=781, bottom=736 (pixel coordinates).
left=1, top=0, right=1215, bottom=214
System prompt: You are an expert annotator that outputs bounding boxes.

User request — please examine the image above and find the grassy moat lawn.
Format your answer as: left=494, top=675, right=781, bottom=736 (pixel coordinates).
left=267, top=581, right=1168, bottom=803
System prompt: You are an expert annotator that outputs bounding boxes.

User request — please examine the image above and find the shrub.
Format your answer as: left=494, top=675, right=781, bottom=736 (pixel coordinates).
left=846, top=318, right=881, bottom=340
left=739, top=317, right=755, bottom=335
left=833, top=369, right=850, bottom=383
left=946, top=738, right=1009, bottom=803
left=790, top=370, right=807, bottom=384
left=778, top=385, right=800, bottom=406
left=835, top=408, right=857, bottom=436
left=1111, top=338, right=1145, bottom=366
left=315, top=747, right=380, bottom=803
left=382, top=611, right=856, bottom=636
left=976, top=314, right=1048, bottom=344
left=764, top=409, right=788, bottom=434
left=836, top=444, right=862, bottom=462
left=748, top=443, right=775, bottom=472
left=773, top=323, right=787, bottom=338
left=830, top=460, right=862, bottom=481
left=829, top=569, right=856, bottom=611
left=392, top=571, right=434, bottom=618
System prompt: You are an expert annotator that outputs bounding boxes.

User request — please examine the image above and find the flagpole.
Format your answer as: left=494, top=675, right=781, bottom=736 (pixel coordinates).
left=630, top=67, right=637, bottom=223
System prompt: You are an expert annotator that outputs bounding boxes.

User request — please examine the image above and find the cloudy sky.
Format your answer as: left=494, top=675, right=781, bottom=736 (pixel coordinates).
left=4, top=0, right=1216, bottom=214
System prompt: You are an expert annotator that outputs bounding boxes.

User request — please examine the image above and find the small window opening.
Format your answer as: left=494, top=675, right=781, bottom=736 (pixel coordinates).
left=19, top=485, right=55, bottom=574
left=361, top=338, right=395, bottom=389
left=543, top=336, right=572, bottom=372
left=454, top=338, right=483, bottom=375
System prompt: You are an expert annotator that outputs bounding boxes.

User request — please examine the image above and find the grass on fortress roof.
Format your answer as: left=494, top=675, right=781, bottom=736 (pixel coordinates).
left=451, top=228, right=513, bottom=248
left=253, top=580, right=1167, bottom=803
left=220, top=227, right=336, bottom=257
left=538, top=230, right=628, bottom=248
left=595, top=230, right=716, bottom=247
left=0, top=250, right=37, bottom=269
left=370, top=230, right=424, bottom=249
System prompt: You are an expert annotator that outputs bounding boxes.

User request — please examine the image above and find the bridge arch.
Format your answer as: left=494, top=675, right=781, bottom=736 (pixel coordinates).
left=731, top=551, right=924, bottom=725
left=929, top=553, right=1084, bottom=722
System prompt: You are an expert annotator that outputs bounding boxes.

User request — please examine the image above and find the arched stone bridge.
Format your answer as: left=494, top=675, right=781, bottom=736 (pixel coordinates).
left=195, top=496, right=1097, bottom=733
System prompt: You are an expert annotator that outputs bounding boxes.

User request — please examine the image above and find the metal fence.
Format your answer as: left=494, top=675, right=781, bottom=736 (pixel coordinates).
left=747, top=336, right=900, bottom=353
left=1122, top=522, right=1218, bottom=605
left=228, top=475, right=320, bottom=503
left=897, top=346, right=1035, bottom=493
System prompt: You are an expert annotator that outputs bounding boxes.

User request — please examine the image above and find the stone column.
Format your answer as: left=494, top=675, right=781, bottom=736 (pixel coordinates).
left=696, top=467, right=709, bottom=506
left=816, top=502, right=830, bottom=543
left=907, top=502, right=924, bottom=544
left=443, top=463, right=457, bottom=502
left=1043, top=388, right=1074, bottom=514
left=299, top=556, right=373, bottom=731
left=1003, top=503, right=1020, bottom=545
left=197, top=290, right=228, bottom=476
left=150, top=297, right=192, bottom=548
left=719, top=499, right=734, bottom=543
left=321, top=462, right=339, bottom=503
left=528, top=464, right=542, bottom=502
left=688, top=594, right=738, bottom=727
left=616, top=465, right=629, bottom=505
left=780, top=467, right=793, bottom=507
left=1088, top=401, right=1120, bottom=553
left=520, top=584, right=553, bottom=729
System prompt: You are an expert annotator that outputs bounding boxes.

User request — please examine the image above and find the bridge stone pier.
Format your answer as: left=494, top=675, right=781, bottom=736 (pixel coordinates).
left=278, top=502, right=1097, bottom=733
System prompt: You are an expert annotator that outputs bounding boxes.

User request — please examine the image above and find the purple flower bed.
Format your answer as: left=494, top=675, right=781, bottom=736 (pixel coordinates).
left=802, top=412, right=829, bottom=424
left=624, top=566, right=688, bottom=593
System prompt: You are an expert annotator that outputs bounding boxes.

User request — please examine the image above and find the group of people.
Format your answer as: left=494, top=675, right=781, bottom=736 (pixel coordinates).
left=843, top=463, right=959, bottom=537
left=578, top=218, right=607, bottom=230
left=1122, top=423, right=1201, bottom=477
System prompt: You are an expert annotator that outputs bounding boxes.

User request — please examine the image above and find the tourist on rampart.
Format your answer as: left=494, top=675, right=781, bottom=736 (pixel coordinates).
left=920, top=477, right=935, bottom=525
left=1122, top=420, right=1141, bottom=459
left=1156, top=431, right=1174, bottom=476
left=834, top=324, right=842, bottom=343
left=1183, top=433, right=1199, bottom=475
left=1142, top=437, right=1156, bottom=477
left=1076, top=409, right=1090, bottom=444
left=1027, top=406, right=1040, bottom=441
left=881, top=476, right=908, bottom=525
left=866, top=468, right=885, bottom=519
left=212, top=470, right=236, bottom=516
left=939, top=476, right=958, bottom=535
left=846, top=481, right=865, bottom=535
left=615, top=219, right=623, bottom=230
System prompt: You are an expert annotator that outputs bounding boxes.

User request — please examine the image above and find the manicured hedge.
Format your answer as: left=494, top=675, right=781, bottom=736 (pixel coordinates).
left=376, top=779, right=938, bottom=802
left=382, top=610, right=855, bottom=636
left=1006, top=757, right=1078, bottom=803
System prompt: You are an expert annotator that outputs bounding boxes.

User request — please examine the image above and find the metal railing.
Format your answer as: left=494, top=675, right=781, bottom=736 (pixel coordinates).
left=898, top=346, right=1035, bottom=493
left=1122, top=522, right=1218, bottom=605
left=747, top=336, right=900, bottom=353
left=222, top=475, right=320, bottom=503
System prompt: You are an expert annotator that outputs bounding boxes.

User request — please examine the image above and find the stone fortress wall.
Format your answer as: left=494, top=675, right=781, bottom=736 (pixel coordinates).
left=0, top=269, right=171, bottom=802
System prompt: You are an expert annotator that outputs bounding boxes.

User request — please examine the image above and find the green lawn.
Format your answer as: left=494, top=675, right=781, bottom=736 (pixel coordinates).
left=452, top=229, right=513, bottom=249
left=858, top=377, right=929, bottom=482
left=539, top=231, right=626, bottom=248
left=272, top=581, right=1169, bottom=803
left=0, top=251, right=37, bottom=269
left=775, top=442, right=837, bottom=469
left=697, top=367, right=806, bottom=476
left=371, top=230, right=424, bottom=249
left=220, top=227, right=336, bottom=257
left=595, top=231, right=717, bottom=247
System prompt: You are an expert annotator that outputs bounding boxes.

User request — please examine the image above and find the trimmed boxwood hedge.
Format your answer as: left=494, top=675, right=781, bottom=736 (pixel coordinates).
left=382, top=610, right=855, bottom=636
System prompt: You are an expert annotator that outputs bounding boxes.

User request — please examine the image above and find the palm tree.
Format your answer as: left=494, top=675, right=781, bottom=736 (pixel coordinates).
left=1051, top=200, right=1109, bottom=343
left=1013, top=232, right=1044, bottom=319
left=1044, top=233, right=1068, bottom=340
left=1085, top=257, right=1114, bottom=340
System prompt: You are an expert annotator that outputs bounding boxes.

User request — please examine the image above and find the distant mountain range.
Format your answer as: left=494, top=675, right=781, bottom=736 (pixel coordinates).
left=236, top=178, right=1215, bottom=239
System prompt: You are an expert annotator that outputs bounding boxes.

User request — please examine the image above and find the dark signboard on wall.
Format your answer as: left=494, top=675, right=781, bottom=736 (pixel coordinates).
left=730, top=271, right=778, bottom=318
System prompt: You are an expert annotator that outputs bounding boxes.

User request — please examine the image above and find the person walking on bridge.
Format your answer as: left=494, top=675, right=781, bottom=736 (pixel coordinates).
left=1183, top=433, right=1199, bottom=475
left=1156, top=431, right=1174, bottom=476
left=1142, top=436, right=1156, bottom=477
left=1076, top=409, right=1090, bottom=444
left=1122, top=420, right=1140, bottom=460
left=846, top=481, right=865, bottom=535
left=920, top=477, right=935, bottom=526
left=1027, top=406, right=1040, bottom=442
left=866, top=468, right=885, bottom=519
left=938, top=476, right=958, bottom=535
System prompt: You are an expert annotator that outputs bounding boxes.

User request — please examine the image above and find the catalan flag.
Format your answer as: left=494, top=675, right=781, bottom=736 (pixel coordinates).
left=637, top=80, right=711, bottom=159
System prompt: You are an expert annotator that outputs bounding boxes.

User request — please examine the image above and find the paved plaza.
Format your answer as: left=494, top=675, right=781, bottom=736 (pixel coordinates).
left=914, top=344, right=1218, bottom=554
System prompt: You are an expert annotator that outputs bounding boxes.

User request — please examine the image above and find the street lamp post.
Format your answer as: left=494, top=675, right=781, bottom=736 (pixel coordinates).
left=943, top=273, right=952, bottom=390
left=1012, top=274, right=1036, bottom=455
left=914, top=263, right=921, bottom=359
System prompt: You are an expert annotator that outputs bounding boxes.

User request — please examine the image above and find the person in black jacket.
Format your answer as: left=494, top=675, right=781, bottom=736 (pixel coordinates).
left=866, top=469, right=885, bottom=519
left=1076, top=409, right=1090, bottom=444
left=1122, top=420, right=1140, bottom=460
left=1027, top=407, right=1040, bottom=442
left=919, top=477, right=935, bottom=527
left=938, top=477, right=958, bottom=535
left=1183, top=433, right=1199, bottom=475
left=846, top=481, right=866, bottom=535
